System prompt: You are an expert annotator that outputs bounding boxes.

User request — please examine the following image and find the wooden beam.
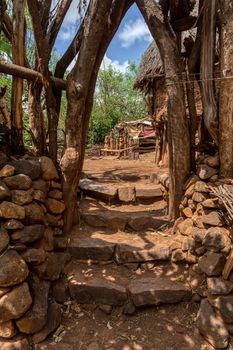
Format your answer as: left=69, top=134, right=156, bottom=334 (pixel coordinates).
left=0, top=61, right=66, bottom=90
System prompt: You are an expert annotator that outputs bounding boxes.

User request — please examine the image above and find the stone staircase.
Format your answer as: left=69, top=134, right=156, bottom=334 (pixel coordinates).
left=65, top=170, right=193, bottom=312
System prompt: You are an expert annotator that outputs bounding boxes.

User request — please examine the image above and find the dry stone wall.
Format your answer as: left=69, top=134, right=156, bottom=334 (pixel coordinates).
left=173, top=156, right=233, bottom=349
left=0, top=155, right=69, bottom=347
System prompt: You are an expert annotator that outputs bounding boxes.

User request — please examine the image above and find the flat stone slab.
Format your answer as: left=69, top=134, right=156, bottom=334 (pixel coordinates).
left=69, top=277, right=127, bottom=306
left=135, top=184, right=162, bottom=200
left=81, top=212, right=127, bottom=230
left=68, top=229, right=174, bottom=263
left=68, top=236, right=115, bottom=261
left=129, top=277, right=192, bottom=307
left=79, top=179, right=118, bottom=201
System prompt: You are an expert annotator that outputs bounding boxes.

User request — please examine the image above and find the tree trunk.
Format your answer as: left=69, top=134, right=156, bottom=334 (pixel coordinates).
left=28, top=81, right=47, bottom=155
left=10, top=0, right=26, bottom=154
left=136, top=0, right=191, bottom=219
left=61, top=0, right=133, bottom=232
left=219, top=0, right=233, bottom=177
left=200, top=0, right=219, bottom=146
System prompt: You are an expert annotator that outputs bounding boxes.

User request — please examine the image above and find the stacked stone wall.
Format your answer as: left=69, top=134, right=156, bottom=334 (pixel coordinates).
left=0, top=155, right=69, bottom=347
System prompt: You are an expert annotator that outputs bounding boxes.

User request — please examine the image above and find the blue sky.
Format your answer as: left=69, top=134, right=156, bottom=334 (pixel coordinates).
left=55, top=2, right=152, bottom=72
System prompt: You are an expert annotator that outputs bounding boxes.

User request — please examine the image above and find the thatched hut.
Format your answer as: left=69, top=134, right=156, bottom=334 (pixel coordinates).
left=134, top=42, right=168, bottom=167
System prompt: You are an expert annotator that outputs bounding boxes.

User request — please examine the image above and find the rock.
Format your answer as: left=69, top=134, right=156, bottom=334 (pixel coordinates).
left=99, top=304, right=113, bottom=315
left=214, top=296, right=233, bottom=323
left=87, top=342, right=99, bottom=350
left=79, top=179, right=118, bottom=201
left=0, top=282, right=32, bottom=322
left=0, top=201, right=25, bottom=220
left=24, top=202, right=44, bottom=223
left=48, top=189, right=63, bottom=200
left=9, top=159, right=41, bottom=180
left=33, top=189, right=46, bottom=202
left=49, top=181, right=62, bottom=189
left=205, top=154, right=219, bottom=169
left=11, top=189, right=33, bottom=205
left=33, top=227, right=54, bottom=251
left=0, top=320, right=16, bottom=338
left=11, top=225, right=45, bottom=244
left=0, top=181, right=11, bottom=202
left=196, top=299, right=229, bottom=348
left=123, top=299, right=136, bottom=315
left=45, top=213, right=62, bottom=227
left=0, top=165, right=14, bottom=178
left=135, top=185, right=162, bottom=200
left=177, top=218, right=193, bottom=236
left=187, top=199, right=196, bottom=210
left=182, top=237, right=195, bottom=252
left=45, top=198, right=65, bottom=215
left=192, top=213, right=205, bottom=229
left=194, top=181, right=209, bottom=193
left=53, top=237, right=68, bottom=251
left=69, top=277, right=127, bottom=306
left=187, top=269, right=206, bottom=295
left=202, top=198, right=220, bottom=209
left=198, top=251, right=226, bottom=276
left=184, top=175, right=199, bottom=190
left=3, top=174, right=32, bottom=190
left=184, top=183, right=195, bottom=198
left=3, top=219, right=24, bottom=230
left=39, top=157, right=58, bottom=181
left=32, top=301, right=61, bottom=343
left=182, top=207, right=193, bottom=218
left=52, top=279, right=69, bottom=303
left=203, top=227, right=231, bottom=252
left=0, top=227, right=9, bottom=253
left=33, top=252, right=70, bottom=281
left=0, top=338, right=30, bottom=350
left=0, top=151, right=8, bottom=165
left=185, top=251, right=198, bottom=264
left=197, top=164, right=218, bottom=180
left=0, top=250, right=29, bottom=287
left=129, top=277, right=192, bottom=307
left=171, top=249, right=186, bottom=263
left=207, top=277, right=233, bottom=295
left=195, top=247, right=206, bottom=256
left=33, top=179, right=48, bottom=192
left=16, top=279, right=50, bottom=334
left=118, top=186, right=135, bottom=202
left=21, top=248, right=46, bottom=265
left=192, top=192, right=208, bottom=203
left=0, top=287, right=10, bottom=297
left=115, top=244, right=171, bottom=264
left=202, top=210, right=223, bottom=226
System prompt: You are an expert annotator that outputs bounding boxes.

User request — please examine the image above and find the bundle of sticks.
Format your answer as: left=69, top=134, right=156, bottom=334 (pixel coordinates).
left=209, top=184, right=233, bottom=222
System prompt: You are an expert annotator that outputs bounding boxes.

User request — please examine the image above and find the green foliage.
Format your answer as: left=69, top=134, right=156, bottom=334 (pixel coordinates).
left=88, top=61, right=147, bottom=146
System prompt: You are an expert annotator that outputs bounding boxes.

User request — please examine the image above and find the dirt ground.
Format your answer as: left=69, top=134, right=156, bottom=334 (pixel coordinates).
left=38, top=153, right=227, bottom=350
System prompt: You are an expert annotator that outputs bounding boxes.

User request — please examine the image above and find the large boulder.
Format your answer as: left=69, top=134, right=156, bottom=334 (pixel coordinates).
left=0, top=282, right=32, bottom=322
left=0, top=165, right=15, bottom=178
left=3, top=174, right=32, bottom=190
left=203, top=227, right=231, bottom=252
left=0, top=201, right=25, bottom=220
left=9, top=159, right=41, bottom=180
left=11, top=189, right=33, bottom=206
left=196, top=299, right=229, bottom=348
left=0, top=250, right=29, bottom=287
left=11, top=225, right=45, bottom=244
left=39, top=157, right=58, bottom=181
left=16, top=278, right=50, bottom=334
left=198, top=251, right=226, bottom=276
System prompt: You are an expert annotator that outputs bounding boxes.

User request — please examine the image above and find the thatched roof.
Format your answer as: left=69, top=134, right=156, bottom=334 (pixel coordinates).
left=134, top=41, right=164, bottom=89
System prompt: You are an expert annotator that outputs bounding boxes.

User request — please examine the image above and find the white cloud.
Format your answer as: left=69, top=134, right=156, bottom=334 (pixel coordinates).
left=119, top=18, right=152, bottom=48
left=56, top=0, right=82, bottom=42
left=101, top=56, right=129, bottom=73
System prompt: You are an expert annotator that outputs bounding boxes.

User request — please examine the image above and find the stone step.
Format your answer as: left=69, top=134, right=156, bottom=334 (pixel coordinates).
left=78, top=179, right=163, bottom=203
left=68, top=227, right=182, bottom=263
left=79, top=198, right=168, bottom=231
left=65, top=261, right=192, bottom=308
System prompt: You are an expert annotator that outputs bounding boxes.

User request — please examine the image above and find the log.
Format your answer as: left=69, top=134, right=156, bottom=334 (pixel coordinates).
left=0, top=61, right=66, bottom=90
